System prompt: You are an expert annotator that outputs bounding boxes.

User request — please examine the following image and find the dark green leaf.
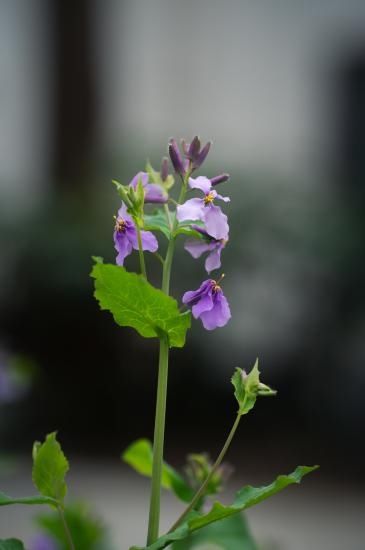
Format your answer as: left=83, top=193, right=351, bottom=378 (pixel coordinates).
left=122, top=439, right=194, bottom=503
left=0, top=540, right=25, bottom=550
left=0, top=492, right=58, bottom=507
left=91, top=263, right=191, bottom=348
left=32, top=432, right=69, bottom=503
left=131, top=465, right=318, bottom=550
left=172, top=514, right=258, bottom=550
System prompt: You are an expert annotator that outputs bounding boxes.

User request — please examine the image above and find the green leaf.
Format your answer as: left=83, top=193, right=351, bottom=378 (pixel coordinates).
left=32, top=432, right=69, bottom=503
left=131, top=465, right=319, bottom=550
left=174, top=219, right=205, bottom=239
left=144, top=210, right=172, bottom=240
left=122, top=439, right=194, bottom=503
left=0, top=540, right=25, bottom=550
left=172, top=514, right=258, bottom=550
left=0, top=492, right=58, bottom=507
left=146, top=161, right=175, bottom=190
left=91, top=263, right=191, bottom=348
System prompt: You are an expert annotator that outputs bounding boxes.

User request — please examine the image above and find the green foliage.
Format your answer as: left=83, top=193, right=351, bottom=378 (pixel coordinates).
left=35, top=503, right=107, bottom=550
left=91, top=263, right=191, bottom=348
left=32, top=432, right=69, bottom=503
left=171, top=514, right=258, bottom=550
left=144, top=211, right=171, bottom=240
left=231, top=359, right=276, bottom=416
left=122, top=439, right=194, bottom=503
left=0, top=492, right=57, bottom=507
left=184, top=454, right=224, bottom=499
left=0, top=540, right=25, bottom=550
left=146, top=161, right=175, bottom=190
left=131, top=465, right=318, bottom=550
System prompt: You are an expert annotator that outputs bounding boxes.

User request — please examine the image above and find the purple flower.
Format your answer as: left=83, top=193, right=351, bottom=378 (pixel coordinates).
left=113, top=203, right=158, bottom=265
left=182, top=278, right=231, bottom=330
left=181, top=136, right=212, bottom=171
left=184, top=226, right=228, bottom=273
left=29, top=534, right=58, bottom=550
left=176, top=176, right=230, bottom=240
left=129, top=171, right=167, bottom=203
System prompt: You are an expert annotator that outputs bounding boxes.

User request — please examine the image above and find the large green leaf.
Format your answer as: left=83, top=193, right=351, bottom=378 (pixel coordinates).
left=91, top=263, right=191, bottom=348
left=0, top=540, right=25, bottom=550
left=130, top=465, right=318, bottom=550
left=32, top=432, right=69, bottom=503
left=172, top=514, right=258, bottom=550
left=0, top=492, right=57, bottom=507
left=122, top=439, right=194, bottom=503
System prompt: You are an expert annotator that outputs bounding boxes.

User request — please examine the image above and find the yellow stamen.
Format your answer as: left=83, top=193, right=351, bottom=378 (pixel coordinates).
left=204, top=191, right=215, bottom=205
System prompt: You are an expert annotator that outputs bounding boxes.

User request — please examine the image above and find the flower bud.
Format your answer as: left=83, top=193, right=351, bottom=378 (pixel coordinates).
left=160, top=157, right=169, bottom=182
left=168, top=138, right=186, bottom=176
left=211, top=173, right=230, bottom=186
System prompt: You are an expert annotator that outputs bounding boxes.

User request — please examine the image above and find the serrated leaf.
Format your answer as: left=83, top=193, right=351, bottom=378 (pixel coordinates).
left=131, top=465, right=318, bottom=550
left=171, top=514, right=258, bottom=550
left=32, top=432, right=69, bottom=503
left=91, top=263, right=191, bottom=348
left=122, top=439, right=194, bottom=503
left=144, top=211, right=171, bottom=240
left=0, top=540, right=25, bottom=550
left=0, top=492, right=58, bottom=507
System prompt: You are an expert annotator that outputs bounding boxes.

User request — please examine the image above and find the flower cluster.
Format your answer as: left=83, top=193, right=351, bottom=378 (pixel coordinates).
left=112, top=136, right=231, bottom=330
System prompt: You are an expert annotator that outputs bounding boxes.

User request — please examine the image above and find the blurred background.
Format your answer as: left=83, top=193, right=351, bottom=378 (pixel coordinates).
left=0, top=1, right=364, bottom=548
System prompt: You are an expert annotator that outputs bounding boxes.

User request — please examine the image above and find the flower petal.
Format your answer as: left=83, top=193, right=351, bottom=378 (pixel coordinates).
left=117, top=202, right=133, bottom=222
left=216, top=193, right=230, bottom=203
left=200, top=290, right=231, bottom=330
left=128, top=226, right=158, bottom=252
left=188, top=176, right=212, bottom=194
left=177, top=198, right=205, bottom=222
left=114, top=230, right=133, bottom=265
left=184, top=238, right=213, bottom=259
left=204, top=204, right=229, bottom=240
left=144, top=183, right=168, bottom=203
left=129, top=171, right=149, bottom=189
left=205, top=245, right=223, bottom=273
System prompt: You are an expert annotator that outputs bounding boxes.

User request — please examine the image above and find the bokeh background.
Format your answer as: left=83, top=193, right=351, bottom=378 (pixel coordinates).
left=0, top=1, right=364, bottom=548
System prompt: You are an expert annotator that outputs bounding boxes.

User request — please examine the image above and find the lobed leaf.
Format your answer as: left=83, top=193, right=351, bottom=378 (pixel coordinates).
left=32, top=432, right=69, bottom=503
left=130, top=465, right=318, bottom=550
left=0, top=492, right=58, bottom=507
left=122, top=439, right=194, bottom=503
left=91, top=263, right=191, bottom=348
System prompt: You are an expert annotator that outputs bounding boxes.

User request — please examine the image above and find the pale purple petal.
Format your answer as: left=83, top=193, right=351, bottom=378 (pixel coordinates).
left=128, top=226, right=158, bottom=253
left=204, top=204, right=229, bottom=240
left=144, top=183, right=168, bottom=203
left=188, top=176, right=212, bottom=194
left=184, top=239, right=214, bottom=259
left=182, top=279, right=215, bottom=318
left=192, top=292, right=214, bottom=317
left=216, top=193, right=230, bottom=203
left=129, top=171, right=149, bottom=189
left=139, top=230, right=159, bottom=252
left=177, top=198, right=205, bottom=222
left=205, top=246, right=223, bottom=273
left=114, top=230, right=133, bottom=265
left=200, top=290, right=231, bottom=330
left=117, top=203, right=133, bottom=223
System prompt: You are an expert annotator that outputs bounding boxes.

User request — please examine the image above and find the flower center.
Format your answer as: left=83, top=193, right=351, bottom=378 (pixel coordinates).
left=115, top=218, right=126, bottom=233
left=211, top=280, right=221, bottom=293
left=204, top=191, right=215, bottom=205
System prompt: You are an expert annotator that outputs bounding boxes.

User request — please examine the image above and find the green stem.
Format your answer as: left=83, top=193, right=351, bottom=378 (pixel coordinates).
left=168, top=412, right=242, bottom=533
left=136, top=225, right=147, bottom=279
left=146, top=176, right=189, bottom=545
left=164, top=203, right=173, bottom=231
left=57, top=505, right=75, bottom=550
left=147, top=333, right=169, bottom=544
